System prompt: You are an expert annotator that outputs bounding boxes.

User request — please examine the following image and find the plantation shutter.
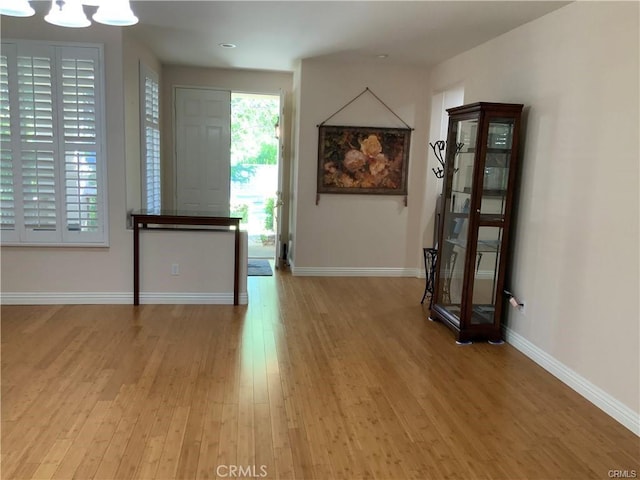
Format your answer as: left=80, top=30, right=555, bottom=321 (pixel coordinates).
left=0, top=41, right=106, bottom=245
left=57, top=47, right=103, bottom=242
left=18, top=46, right=59, bottom=242
left=140, top=63, right=160, bottom=212
left=0, top=48, right=17, bottom=241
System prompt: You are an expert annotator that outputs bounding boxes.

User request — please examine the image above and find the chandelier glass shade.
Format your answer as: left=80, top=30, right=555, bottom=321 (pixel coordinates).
left=0, top=0, right=35, bottom=17
left=0, top=0, right=139, bottom=27
left=93, top=0, right=138, bottom=26
left=45, top=0, right=90, bottom=28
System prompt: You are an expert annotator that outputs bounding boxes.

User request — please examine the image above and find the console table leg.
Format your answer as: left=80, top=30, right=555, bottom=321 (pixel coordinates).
left=134, top=222, right=140, bottom=306
left=234, top=228, right=240, bottom=305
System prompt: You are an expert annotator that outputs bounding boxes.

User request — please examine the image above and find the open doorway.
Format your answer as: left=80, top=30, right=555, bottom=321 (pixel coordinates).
left=230, top=93, right=280, bottom=259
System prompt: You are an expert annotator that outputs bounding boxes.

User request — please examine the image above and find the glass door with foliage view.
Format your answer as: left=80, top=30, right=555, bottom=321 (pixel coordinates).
left=230, top=93, right=280, bottom=259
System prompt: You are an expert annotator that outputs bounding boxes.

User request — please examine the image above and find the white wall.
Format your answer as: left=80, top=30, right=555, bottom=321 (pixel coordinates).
left=0, top=17, right=132, bottom=296
left=137, top=230, right=248, bottom=304
left=423, top=85, right=464, bottom=249
left=429, top=2, right=639, bottom=427
left=0, top=18, right=248, bottom=303
left=287, top=63, right=302, bottom=267
left=123, top=31, right=162, bottom=214
left=292, top=59, right=430, bottom=275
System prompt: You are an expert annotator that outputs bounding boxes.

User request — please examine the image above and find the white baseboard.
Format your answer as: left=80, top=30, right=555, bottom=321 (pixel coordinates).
left=291, top=266, right=419, bottom=277
left=504, top=326, right=640, bottom=436
left=1, top=292, right=249, bottom=305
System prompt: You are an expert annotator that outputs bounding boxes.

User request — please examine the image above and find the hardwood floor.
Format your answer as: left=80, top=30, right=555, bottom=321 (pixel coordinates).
left=2, top=273, right=638, bottom=479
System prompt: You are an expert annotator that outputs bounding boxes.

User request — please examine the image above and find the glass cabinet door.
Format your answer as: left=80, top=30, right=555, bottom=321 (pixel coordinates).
left=470, top=226, right=502, bottom=325
left=471, top=117, right=515, bottom=326
left=480, top=119, right=515, bottom=216
left=435, top=117, right=478, bottom=322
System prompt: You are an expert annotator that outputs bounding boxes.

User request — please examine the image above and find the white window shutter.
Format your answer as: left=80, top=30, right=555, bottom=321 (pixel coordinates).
left=140, top=63, right=160, bottom=212
left=0, top=52, right=17, bottom=240
left=57, top=47, right=104, bottom=242
left=0, top=149, right=14, bottom=230
left=17, top=49, right=60, bottom=242
left=1, top=41, right=107, bottom=246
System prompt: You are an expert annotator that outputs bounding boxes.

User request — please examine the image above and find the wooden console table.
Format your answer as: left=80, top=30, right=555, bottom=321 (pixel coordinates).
left=131, top=210, right=242, bottom=306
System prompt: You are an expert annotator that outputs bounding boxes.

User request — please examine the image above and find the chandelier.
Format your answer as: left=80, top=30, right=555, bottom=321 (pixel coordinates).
left=0, top=0, right=139, bottom=27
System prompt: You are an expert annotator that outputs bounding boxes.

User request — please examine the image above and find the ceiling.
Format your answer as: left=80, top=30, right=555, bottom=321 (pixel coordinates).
left=22, top=1, right=568, bottom=72
left=124, top=1, right=569, bottom=72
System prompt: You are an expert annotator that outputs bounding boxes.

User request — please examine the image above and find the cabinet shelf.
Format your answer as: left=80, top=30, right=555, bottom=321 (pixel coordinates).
left=445, top=238, right=500, bottom=253
left=453, top=187, right=507, bottom=197
left=459, top=147, right=513, bottom=154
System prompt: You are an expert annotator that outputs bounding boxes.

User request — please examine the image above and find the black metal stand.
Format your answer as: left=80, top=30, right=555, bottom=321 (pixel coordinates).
left=420, top=247, right=438, bottom=308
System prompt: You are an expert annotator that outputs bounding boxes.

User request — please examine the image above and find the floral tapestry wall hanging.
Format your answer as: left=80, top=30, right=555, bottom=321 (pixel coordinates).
left=317, top=125, right=411, bottom=196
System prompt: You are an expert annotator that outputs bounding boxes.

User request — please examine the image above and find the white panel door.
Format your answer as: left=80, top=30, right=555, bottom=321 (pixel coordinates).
left=175, top=88, right=230, bottom=214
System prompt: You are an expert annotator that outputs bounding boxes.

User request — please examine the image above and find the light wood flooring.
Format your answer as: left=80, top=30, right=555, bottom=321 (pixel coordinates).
left=2, top=273, right=638, bottom=479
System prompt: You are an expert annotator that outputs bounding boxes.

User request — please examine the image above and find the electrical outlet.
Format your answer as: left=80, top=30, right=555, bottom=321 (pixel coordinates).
left=506, top=290, right=525, bottom=316
left=512, top=298, right=526, bottom=315
left=171, top=264, right=179, bottom=275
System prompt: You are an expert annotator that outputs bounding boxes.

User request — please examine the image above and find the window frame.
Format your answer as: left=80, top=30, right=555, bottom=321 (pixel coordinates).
left=0, top=39, right=108, bottom=247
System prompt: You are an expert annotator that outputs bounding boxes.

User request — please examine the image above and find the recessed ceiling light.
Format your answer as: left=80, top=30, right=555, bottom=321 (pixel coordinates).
left=377, top=54, right=389, bottom=59
left=219, top=43, right=237, bottom=49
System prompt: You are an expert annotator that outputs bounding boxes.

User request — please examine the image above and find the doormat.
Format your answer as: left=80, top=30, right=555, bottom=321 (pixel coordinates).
left=248, top=259, right=273, bottom=276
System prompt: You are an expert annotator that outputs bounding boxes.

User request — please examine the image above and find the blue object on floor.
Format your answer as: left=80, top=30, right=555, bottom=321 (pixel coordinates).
left=248, top=259, right=273, bottom=276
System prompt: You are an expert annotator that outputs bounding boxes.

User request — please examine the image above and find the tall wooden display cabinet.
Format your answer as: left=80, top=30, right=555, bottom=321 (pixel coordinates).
left=430, top=102, right=523, bottom=343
